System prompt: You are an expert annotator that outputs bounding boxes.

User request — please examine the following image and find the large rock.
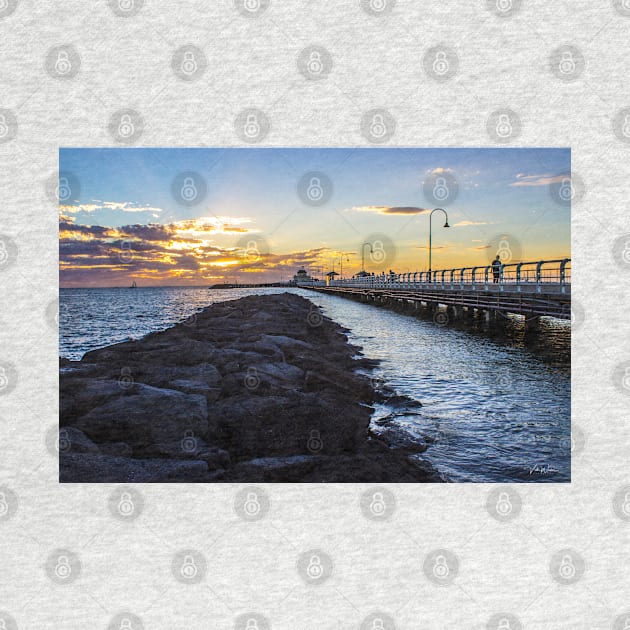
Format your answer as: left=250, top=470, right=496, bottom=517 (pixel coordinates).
left=60, top=293, right=438, bottom=482
left=210, top=391, right=369, bottom=459
left=59, top=426, right=100, bottom=454
left=60, top=453, right=209, bottom=483
left=73, top=383, right=209, bottom=452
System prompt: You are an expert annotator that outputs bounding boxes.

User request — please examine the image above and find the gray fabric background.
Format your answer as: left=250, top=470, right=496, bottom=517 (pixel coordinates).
left=1, top=1, right=629, bottom=628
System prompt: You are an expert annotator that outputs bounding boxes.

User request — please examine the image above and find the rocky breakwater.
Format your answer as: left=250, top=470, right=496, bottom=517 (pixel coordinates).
left=59, top=293, right=439, bottom=482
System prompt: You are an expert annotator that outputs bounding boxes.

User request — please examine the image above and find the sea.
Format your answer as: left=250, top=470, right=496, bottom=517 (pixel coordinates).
left=60, top=286, right=571, bottom=483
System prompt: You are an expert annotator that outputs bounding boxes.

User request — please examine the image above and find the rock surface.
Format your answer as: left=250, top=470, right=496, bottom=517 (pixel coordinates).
left=59, top=292, right=439, bottom=482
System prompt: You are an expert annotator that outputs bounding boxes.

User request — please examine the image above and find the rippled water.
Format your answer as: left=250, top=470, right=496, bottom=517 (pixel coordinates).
left=60, top=287, right=571, bottom=483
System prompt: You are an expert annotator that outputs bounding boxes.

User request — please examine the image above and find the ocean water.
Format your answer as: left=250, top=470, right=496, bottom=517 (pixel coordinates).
left=59, top=286, right=571, bottom=483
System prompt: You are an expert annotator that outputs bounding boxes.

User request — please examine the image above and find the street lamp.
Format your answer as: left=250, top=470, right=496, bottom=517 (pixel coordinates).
left=428, top=207, right=450, bottom=273
left=361, top=242, right=373, bottom=274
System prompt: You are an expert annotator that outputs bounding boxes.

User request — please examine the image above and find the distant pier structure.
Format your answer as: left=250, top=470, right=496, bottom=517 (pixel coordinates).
left=293, top=268, right=312, bottom=284
left=308, top=258, right=571, bottom=328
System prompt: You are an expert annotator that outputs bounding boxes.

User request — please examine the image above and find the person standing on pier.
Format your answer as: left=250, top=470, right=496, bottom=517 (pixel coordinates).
left=492, top=255, right=502, bottom=283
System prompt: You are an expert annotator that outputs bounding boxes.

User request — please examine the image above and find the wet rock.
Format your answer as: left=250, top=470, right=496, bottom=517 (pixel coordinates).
left=99, top=442, right=133, bottom=457
left=72, top=383, right=208, bottom=451
left=370, top=425, right=429, bottom=454
left=59, top=426, right=100, bottom=454
left=60, top=293, right=438, bottom=482
left=60, top=453, right=209, bottom=483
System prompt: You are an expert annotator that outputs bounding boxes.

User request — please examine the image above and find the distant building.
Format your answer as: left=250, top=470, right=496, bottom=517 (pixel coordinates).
left=325, top=270, right=339, bottom=286
left=293, top=268, right=313, bottom=285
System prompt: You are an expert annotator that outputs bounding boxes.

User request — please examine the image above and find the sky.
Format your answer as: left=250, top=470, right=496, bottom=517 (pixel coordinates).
left=59, top=147, right=571, bottom=287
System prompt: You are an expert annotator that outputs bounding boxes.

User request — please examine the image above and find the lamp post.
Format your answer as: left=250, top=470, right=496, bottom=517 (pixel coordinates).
left=428, top=208, right=450, bottom=273
left=361, top=242, right=373, bottom=273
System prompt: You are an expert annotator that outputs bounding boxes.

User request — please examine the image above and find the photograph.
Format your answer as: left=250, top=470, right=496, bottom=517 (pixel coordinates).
left=58, top=147, right=571, bottom=483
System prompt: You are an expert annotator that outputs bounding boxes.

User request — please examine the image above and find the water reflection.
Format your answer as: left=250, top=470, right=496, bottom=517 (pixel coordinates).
left=60, top=286, right=571, bottom=483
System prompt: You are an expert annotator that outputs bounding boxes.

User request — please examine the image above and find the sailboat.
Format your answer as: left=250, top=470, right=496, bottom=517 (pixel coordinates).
left=129, top=280, right=137, bottom=289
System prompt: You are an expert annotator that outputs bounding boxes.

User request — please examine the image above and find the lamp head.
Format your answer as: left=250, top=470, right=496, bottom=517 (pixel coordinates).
left=444, top=220, right=450, bottom=228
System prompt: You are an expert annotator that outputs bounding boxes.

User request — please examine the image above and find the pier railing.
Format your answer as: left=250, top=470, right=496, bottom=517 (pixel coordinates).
left=328, top=259, right=571, bottom=294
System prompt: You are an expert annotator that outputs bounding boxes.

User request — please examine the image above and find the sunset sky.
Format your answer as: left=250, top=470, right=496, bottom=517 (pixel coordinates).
left=59, top=147, right=570, bottom=287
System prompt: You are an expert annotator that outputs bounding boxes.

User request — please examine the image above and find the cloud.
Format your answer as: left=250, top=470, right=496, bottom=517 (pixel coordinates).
left=428, top=167, right=454, bottom=175
left=59, top=210, right=332, bottom=286
left=472, top=244, right=491, bottom=250
left=348, top=205, right=429, bottom=215
left=60, top=201, right=164, bottom=215
left=510, top=173, right=567, bottom=187
left=452, top=220, right=489, bottom=227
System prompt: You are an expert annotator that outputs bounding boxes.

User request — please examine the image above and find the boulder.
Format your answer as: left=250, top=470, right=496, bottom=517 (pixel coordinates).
left=72, top=383, right=209, bottom=452
left=60, top=453, right=209, bottom=483
left=58, top=426, right=100, bottom=454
